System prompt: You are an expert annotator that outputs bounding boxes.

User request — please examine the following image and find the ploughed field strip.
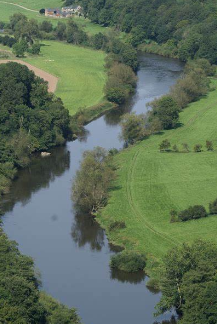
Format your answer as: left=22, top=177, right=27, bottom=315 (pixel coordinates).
left=0, top=60, right=58, bottom=92
left=100, top=79, right=217, bottom=264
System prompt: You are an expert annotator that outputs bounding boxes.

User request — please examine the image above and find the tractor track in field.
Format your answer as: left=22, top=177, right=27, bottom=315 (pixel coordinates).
left=0, top=1, right=38, bottom=12
left=126, top=96, right=217, bottom=247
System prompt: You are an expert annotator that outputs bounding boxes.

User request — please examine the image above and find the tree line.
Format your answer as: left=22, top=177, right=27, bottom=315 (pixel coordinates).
left=81, top=0, right=217, bottom=64
left=0, top=62, right=71, bottom=196
left=0, top=229, right=80, bottom=323
left=120, top=58, right=215, bottom=145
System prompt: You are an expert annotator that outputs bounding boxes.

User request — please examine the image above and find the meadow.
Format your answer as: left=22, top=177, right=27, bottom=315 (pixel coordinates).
left=23, top=41, right=106, bottom=114
left=99, top=80, right=217, bottom=275
left=0, top=1, right=107, bottom=35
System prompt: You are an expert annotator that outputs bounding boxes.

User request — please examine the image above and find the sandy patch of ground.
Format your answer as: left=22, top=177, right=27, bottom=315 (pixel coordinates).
left=0, top=60, right=58, bottom=92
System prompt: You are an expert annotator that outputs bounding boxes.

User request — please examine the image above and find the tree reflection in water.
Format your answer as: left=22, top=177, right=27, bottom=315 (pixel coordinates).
left=110, top=268, right=146, bottom=284
left=1, top=146, right=70, bottom=215
left=71, top=212, right=105, bottom=251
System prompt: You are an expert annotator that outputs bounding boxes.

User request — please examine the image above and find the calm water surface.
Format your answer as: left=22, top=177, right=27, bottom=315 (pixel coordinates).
left=2, top=54, right=183, bottom=324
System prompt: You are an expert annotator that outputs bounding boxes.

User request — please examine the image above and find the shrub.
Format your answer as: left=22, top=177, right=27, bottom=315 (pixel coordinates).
left=110, top=251, right=146, bottom=272
left=120, top=113, right=145, bottom=144
left=150, top=95, right=180, bottom=130
left=172, top=144, right=179, bottom=152
left=170, top=209, right=178, bottom=223
left=178, top=205, right=207, bottom=221
left=206, top=140, right=213, bottom=151
left=109, top=221, right=126, bottom=232
left=209, top=198, right=217, bottom=215
left=182, top=143, right=190, bottom=152
left=194, top=144, right=202, bottom=152
left=159, top=139, right=171, bottom=152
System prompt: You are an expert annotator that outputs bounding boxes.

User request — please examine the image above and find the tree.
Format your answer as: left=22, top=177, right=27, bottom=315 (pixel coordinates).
left=29, top=43, right=41, bottom=55
left=159, top=139, right=171, bottom=152
left=40, top=20, right=53, bottom=33
left=157, top=241, right=217, bottom=324
left=182, top=143, right=190, bottom=152
left=72, top=147, right=115, bottom=213
left=209, top=198, right=217, bottom=215
left=120, top=113, right=145, bottom=144
left=178, top=205, right=207, bottom=221
left=194, top=144, right=202, bottom=152
left=206, top=140, right=213, bottom=151
left=172, top=144, right=179, bottom=152
left=12, top=40, right=27, bottom=57
left=150, top=95, right=180, bottom=130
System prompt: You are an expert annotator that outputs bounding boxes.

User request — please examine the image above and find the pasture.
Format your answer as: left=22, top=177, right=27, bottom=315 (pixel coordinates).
left=99, top=80, right=217, bottom=274
left=0, top=1, right=107, bottom=35
left=23, top=41, right=106, bottom=114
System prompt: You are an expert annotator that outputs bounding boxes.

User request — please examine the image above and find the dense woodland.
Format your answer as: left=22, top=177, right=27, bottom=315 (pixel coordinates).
left=0, top=62, right=71, bottom=194
left=82, top=0, right=217, bottom=63
left=1, top=2, right=217, bottom=323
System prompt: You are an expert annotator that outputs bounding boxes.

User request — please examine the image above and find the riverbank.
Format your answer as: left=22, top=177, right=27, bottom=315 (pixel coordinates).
left=97, top=78, right=217, bottom=284
left=2, top=54, right=182, bottom=324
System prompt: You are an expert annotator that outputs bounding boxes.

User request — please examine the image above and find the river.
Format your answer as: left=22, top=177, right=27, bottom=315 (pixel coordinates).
left=2, top=54, right=183, bottom=324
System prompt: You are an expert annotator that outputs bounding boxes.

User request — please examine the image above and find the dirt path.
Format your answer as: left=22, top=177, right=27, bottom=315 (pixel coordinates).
left=0, top=60, right=58, bottom=92
left=0, top=1, right=38, bottom=12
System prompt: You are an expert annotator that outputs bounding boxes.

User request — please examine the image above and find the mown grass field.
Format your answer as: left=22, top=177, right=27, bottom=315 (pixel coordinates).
left=99, top=80, right=217, bottom=275
left=23, top=41, right=106, bottom=114
left=0, top=1, right=107, bottom=35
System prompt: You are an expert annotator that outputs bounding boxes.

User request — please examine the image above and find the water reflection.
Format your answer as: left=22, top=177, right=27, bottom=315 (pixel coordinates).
left=154, top=315, right=177, bottom=324
left=111, top=268, right=146, bottom=284
left=104, top=100, right=133, bottom=126
left=71, top=212, right=105, bottom=251
left=1, top=146, right=70, bottom=215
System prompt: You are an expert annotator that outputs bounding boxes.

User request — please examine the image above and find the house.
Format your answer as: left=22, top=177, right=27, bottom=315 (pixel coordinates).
left=62, top=5, right=82, bottom=15
left=45, top=8, right=62, bottom=18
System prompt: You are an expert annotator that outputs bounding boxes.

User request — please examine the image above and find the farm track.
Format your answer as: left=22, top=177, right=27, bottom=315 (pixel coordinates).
left=0, top=59, right=58, bottom=92
left=126, top=97, right=217, bottom=247
left=0, top=1, right=38, bottom=12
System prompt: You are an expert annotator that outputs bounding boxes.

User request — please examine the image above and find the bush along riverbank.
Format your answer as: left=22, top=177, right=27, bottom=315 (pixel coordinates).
left=0, top=228, right=81, bottom=324
left=92, top=60, right=217, bottom=322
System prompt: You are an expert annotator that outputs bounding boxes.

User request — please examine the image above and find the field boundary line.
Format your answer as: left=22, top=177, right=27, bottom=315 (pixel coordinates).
left=0, top=1, right=38, bottom=12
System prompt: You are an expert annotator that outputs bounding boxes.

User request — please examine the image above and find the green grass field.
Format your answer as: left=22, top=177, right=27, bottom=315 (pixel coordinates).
left=99, top=81, right=217, bottom=275
left=22, top=41, right=106, bottom=114
left=0, top=1, right=107, bottom=35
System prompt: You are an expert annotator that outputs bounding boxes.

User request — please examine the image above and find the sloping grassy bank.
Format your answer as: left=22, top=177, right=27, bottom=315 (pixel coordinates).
left=98, top=79, right=217, bottom=279
left=23, top=40, right=107, bottom=115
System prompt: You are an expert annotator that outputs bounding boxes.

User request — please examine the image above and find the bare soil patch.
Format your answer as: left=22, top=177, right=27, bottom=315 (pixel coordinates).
left=0, top=60, right=58, bottom=92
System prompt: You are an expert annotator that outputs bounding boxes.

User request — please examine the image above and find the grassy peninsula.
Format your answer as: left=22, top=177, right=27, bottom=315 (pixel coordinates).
left=98, top=79, right=217, bottom=276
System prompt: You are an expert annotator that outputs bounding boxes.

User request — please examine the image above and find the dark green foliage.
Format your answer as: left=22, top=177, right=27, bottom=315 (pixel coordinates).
left=209, top=198, right=217, bottom=215
left=120, top=113, right=145, bottom=144
left=157, top=241, right=217, bottom=324
left=194, top=144, right=202, bottom=152
left=170, top=210, right=178, bottom=223
left=178, top=205, right=207, bottom=221
left=110, top=251, right=146, bottom=272
left=172, top=144, right=179, bottom=152
left=0, top=62, right=70, bottom=194
left=182, top=143, right=190, bottom=152
left=72, top=147, right=116, bottom=213
left=0, top=35, right=16, bottom=48
left=159, top=140, right=171, bottom=152
left=83, top=0, right=217, bottom=64
left=0, top=230, right=80, bottom=324
left=150, top=95, right=180, bottom=130
left=105, top=63, right=137, bottom=104
left=109, top=221, right=126, bottom=232
left=40, top=292, right=80, bottom=324
left=206, top=140, right=213, bottom=151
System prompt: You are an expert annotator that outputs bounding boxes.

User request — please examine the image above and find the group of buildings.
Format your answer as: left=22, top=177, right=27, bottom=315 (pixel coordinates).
left=45, top=5, right=82, bottom=18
